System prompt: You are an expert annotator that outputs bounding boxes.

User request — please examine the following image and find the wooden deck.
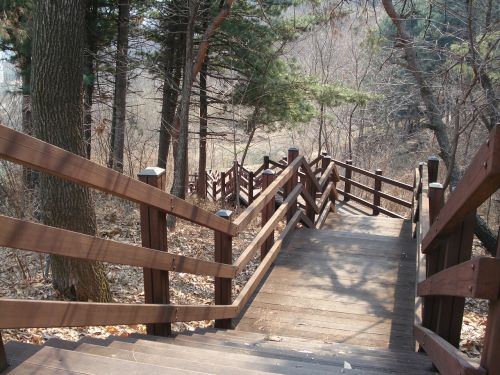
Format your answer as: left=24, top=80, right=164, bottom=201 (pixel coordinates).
left=236, top=209, right=417, bottom=351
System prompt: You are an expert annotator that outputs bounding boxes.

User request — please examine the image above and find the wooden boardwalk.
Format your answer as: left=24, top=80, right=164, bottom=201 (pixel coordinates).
left=236, top=208, right=417, bottom=351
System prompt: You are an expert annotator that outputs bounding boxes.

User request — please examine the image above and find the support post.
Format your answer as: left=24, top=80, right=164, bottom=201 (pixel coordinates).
left=233, top=160, right=239, bottom=203
left=0, top=332, right=7, bottom=372
left=220, top=171, right=226, bottom=202
left=305, top=167, right=317, bottom=224
left=286, top=147, right=299, bottom=223
left=138, top=167, right=170, bottom=336
left=427, top=156, right=439, bottom=183
left=481, top=240, right=500, bottom=374
left=436, top=211, right=475, bottom=347
left=373, top=169, right=383, bottom=216
left=248, top=171, right=254, bottom=204
left=214, top=209, right=233, bottom=329
left=321, top=154, right=331, bottom=178
left=263, top=155, right=270, bottom=170
left=422, top=182, right=445, bottom=333
left=261, top=169, right=276, bottom=259
left=344, top=159, right=352, bottom=202
left=212, top=177, right=217, bottom=202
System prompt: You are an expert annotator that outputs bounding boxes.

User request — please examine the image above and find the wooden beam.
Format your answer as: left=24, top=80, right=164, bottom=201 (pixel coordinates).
left=234, top=156, right=303, bottom=231
left=315, top=201, right=332, bottom=229
left=422, top=125, right=500, bottom=253
left=0, top=125, right=237, bottom=236
left=414, top=325, right=486, bottom=375
left=0, top=332, right=6, bottom=372
left=234, top=210, right=301, bottom=311
left=234, top=184, right=302, bottom=273
left=300, top=159, right=322, bottom=192
left=0, top=215, right=236, bottom=278
left=418, top=257, right=500, bottom=300
left=0, top=299, right=238, bottom=328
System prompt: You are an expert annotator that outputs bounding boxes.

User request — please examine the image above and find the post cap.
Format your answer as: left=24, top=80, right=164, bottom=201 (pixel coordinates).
left=288, top=146, right=299, bottom=152
left=262, top=169, right=275, bottom=175
left=428, top=156, right=440, bottom=162
left=429, top=182, right=443, bottom=189
left=138, top=167, right=165, bottom=177
left=215, top=209, right=233, bottom=219
left=322, top=154, right=332, bottom=159
left=375, top=169, right=383, bottom=174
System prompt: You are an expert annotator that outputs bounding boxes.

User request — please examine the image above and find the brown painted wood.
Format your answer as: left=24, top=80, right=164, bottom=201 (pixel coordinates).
left=260, top=170, right=276, bottom=260
left=315, top=201, right=332, bottom=229
left=248, top=171, right=254, bottom=203
left=318, top=158, right=335, bottom=188
left=379, top=191, right=412, bottom=208
left=417, top=257, right=500, bottom=299
left=234, top=210, right=301, bottom=310
left=300, top=158, right=322, bottom=192
left=339, top=175, right=375, bottom=194
left=414, top=325, right=486, bottom=375
left=372, top=169, right=383, bottom=215
left=422, top=125, right=500, bottom=253
left=138, top=169, right=170, bottom=336
left=0, top=125, right=237, bottom=235
left=220, top=171, right=227, bottom=200
left=0, top=215, right=236, bottom=278
left=234, top=156, right=303, bottom=231
left=0, top=332, right=6, bottom=372
left=0, top=299, right=237, bottom=328
left=336, top=190, right=406, bottom=219
left=285, top=147, right=299, bottom=223
left=214, top=210, right=234, bottom=329
left=234, top=184, right=302, bottom=273
left=427, top=156, right=439, bottom=184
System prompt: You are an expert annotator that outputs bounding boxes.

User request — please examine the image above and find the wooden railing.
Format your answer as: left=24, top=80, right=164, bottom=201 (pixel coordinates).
left=413, top=124, right=500, bottom=375
left=0, top=124, right=338, bottom=371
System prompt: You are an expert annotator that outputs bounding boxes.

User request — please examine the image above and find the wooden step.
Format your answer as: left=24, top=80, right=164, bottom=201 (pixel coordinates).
left=124, top=333, right=436, bottom=375
left=3, top=341, right=207, bottom=374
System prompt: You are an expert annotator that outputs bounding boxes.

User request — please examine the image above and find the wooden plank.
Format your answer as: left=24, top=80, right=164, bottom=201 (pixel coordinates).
left=414, top=325, right=486, bottom=375
left=234, top=184, right=302, bottom=273
left=234, top=156, right=303, bottom=231
left=378, top=175, right=413, bottom=191
left=260, top=170, right=276, bottom=260
left=417, top=257, right=500, bottom=299
left=214, top=210, right=233, bottom=329
left=422, top=125, right=500, bottom=253
left=300, top=188, right=319, bottom=214
left=0, top=125, right=237, bottom=236
left=0, top=299, right=238, bottom=328
left=234, top=210, right=301, bottom=310
left=339, top=175, right=375, bottom=194
left=336, top=190, right=405, bottom=219
left=315, top=201, right=332, bottom=229
left=0, top=215, right=236, bottom=278
left=379, top=191, right=412, bottom=208
left=318, top=161, right=336, bottom=188
left=0, top=332, right=6, bottom=372
left=300, top=158, right=322, bottom=191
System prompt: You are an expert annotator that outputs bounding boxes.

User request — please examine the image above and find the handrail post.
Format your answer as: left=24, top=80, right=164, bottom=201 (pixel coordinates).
left=234, top=160, right=239, bottom=202
left=373, top=169, right=383, bottom=215
left=261, top=169, right=276, bottom=259
left=248, top=171, right=254, bottom=204
left=220, top=171, right=226, bottom=202
left=305, top=167, right=317, bottom=224
left=263, top=155, right=270, bottom=170
left=321, top=153, right=330, bottom=177
left=481, top=240, right=500, bottom=374
left=286, top=147, right=299, bottom=223
left=214, top=209, right=233, bottom=329
left=0, top=332, right=6, bottom=372
left=427, top=156, right=439, bottom=183
left=344, top=160, right=352, bottom=202
left=138, top=167, right=170, bottom=336
left=212, top=175, right=217, bottom=202
left=422, top=182, right=444, bottom=333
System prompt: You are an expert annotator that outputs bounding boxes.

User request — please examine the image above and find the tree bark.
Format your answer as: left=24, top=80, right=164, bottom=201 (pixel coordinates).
left=32, top=0, right=111, bottom=302
left=382, top=0, right=459, bottom=186
left=197, top=53, right=208, bottom=198
left=110, top=0, right=129, bottom=173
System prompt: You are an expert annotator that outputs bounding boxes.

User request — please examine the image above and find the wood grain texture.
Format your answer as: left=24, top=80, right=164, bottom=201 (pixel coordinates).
left=0, top=215, right=236, bottom=278
left=0, top=125, right=236, bottom=235
left=414, top=325, right=486, bottom=375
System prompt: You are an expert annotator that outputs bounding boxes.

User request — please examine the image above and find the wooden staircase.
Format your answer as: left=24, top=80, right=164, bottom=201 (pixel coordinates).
left=4, top=328, right=436, bottom=374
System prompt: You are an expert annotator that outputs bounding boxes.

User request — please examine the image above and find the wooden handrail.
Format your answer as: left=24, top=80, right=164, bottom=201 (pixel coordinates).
left=233, top=156, right=303, bottom=231
left=0, top=125, right=237, bottom=236
left=0, top=215, right=237, bottom=278
left=422, top=125, right=500, bottom=254
left=300, top=159, right=322, bottom=191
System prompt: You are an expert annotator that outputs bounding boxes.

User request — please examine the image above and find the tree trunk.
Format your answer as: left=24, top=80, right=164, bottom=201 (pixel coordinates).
left=83, top=0, right=98, bottom=159
left=197, top=51, right=209, bottom=199
left=157, top=22, right=182, bottom=169
left=32, top=0, right=111, bottom=302
left=110, top=0, right=129, bottom=173
left=382, top=0, right=459, bottom=186
left=21, top=70, right=38, bottom=192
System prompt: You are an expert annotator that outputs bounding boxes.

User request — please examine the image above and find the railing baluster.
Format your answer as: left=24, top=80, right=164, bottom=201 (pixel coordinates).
left=221, top=171, right=226, bottom=202
left=286, top=147, right=299, bottom=223
left=248, top=171, right=254, bottom=204
left=305, top=167, right=317, bottom=224
left=373, top=169, right=383, bottom=216
left=481, top=239, right=500, bottom=374
left=423, top=181, right=444, bottom=333
left=214, top=209, right=233, bottom=329
left=260, top=169, right=276, bottom=259
left=344, top=159, right=352, bottom=202
left=263, top=155, right=270, bottom=170
left=138, top=167, right=170, bottom=336
left=0, top=331, right=6, bottom=372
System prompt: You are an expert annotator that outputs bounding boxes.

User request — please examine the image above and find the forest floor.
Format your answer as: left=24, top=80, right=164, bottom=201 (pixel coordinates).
left=0, top=193, right=490, bottom=359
